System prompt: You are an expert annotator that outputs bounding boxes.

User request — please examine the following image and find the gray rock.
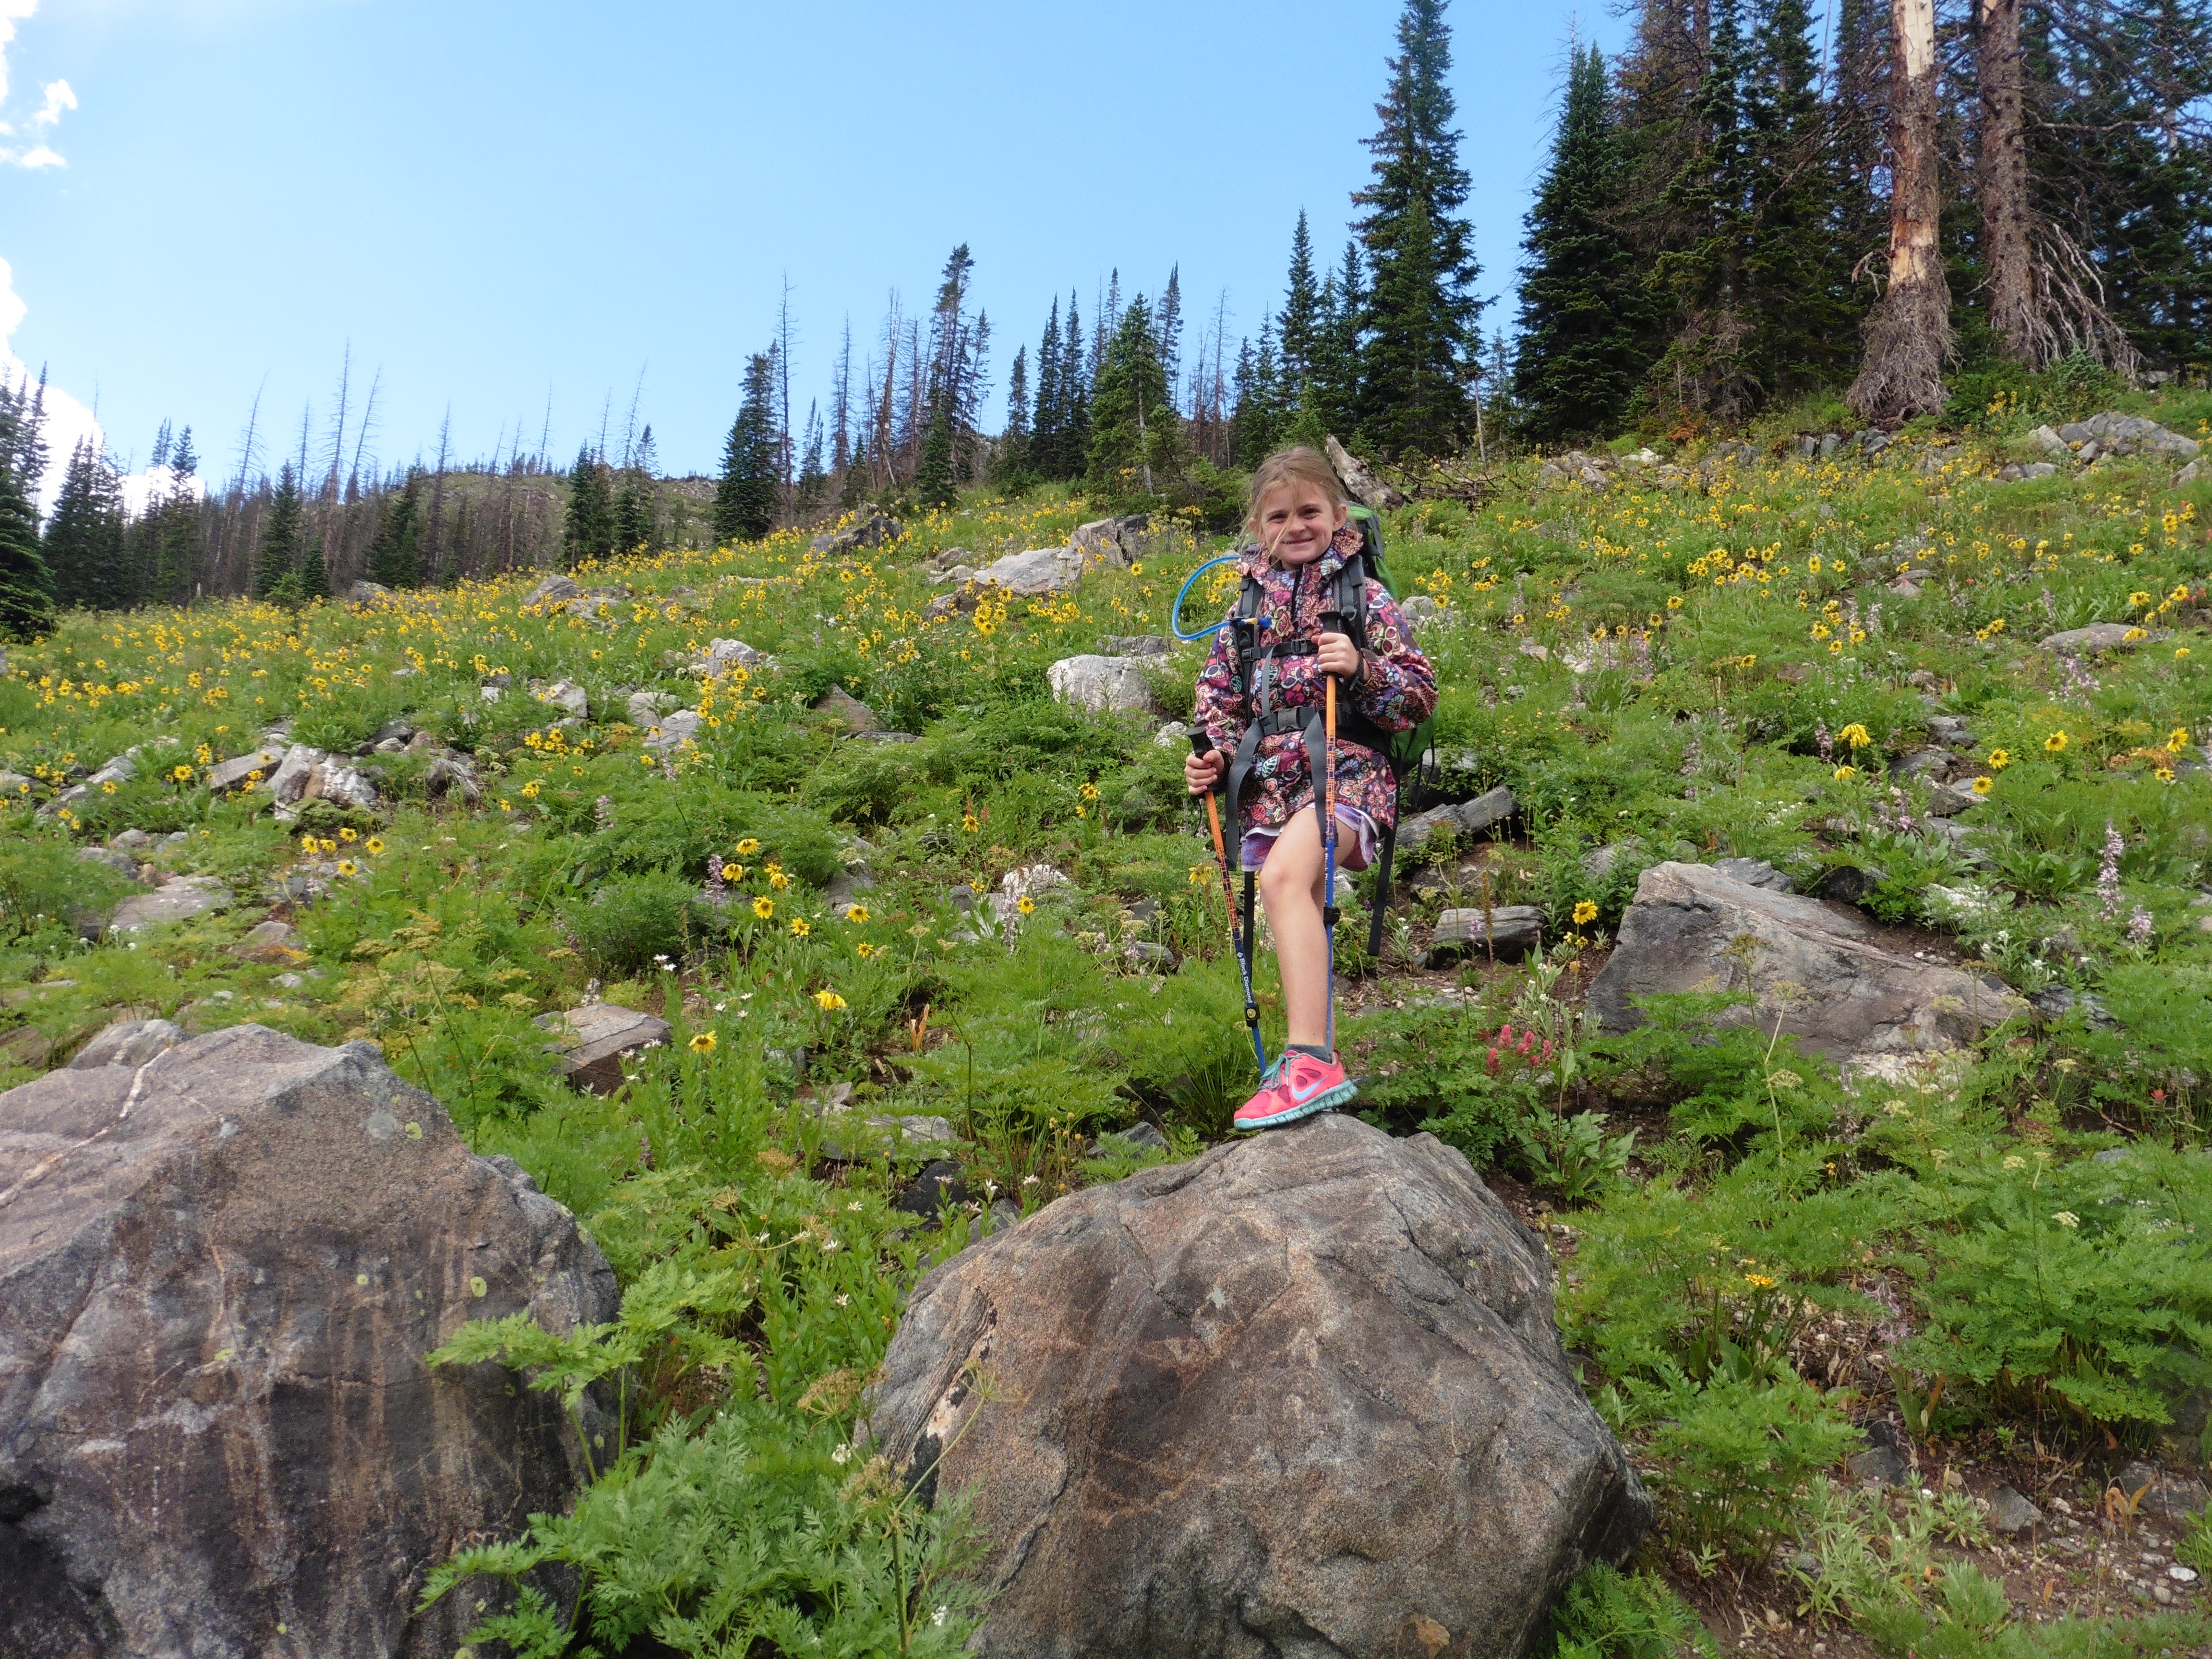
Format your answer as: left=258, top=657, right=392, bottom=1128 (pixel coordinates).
left=2115, top=1460, right=2210, bottom=1519
left=1712, top=857, right=1794, bottom=892
left=2026, top=985, right=2118, bottom=1028
left=1849, top=1445, right=1911, bottom=1487
left=2027, top=423, right=2069, bottom=457
left=1046, top=654, right=1164, bottom=716
left=532, top=678, right=589, bottom=718
left=108, top=828, right=151, bottom=851
left=1990, top=1486, right=2044, bottom=1534
left=1071, top=514, right=1161, bottom=570
left=864, top=1113, right=1649, bottom=1659
left=690, top=637, right=771, bottom=677
left=2040, top=622, right=2158, bottom=654
left=972, top=545, right=1087, bottom=596
left=108, top=876, right=232, bottom=934
left=203, top=745, right=286, bottom=792
left=67, top=1017, right=187, bottom=1069
left=1152, top=720, right=1195, bottom=748
left=1819, top=865, right=1886, bottom=904
left=808, top=507, right=902, bottom=555
left=2056, top=411, right=2200, bottom=460
left=263, top=744, right=381, bottom=814
left=1587, top=862, right=2029, bottom=1063
left=895, top=1159, right=969, bottom=1218
left=640, top=709, right=702, bottom=752
left=534, top=1002, right=671, bottom=1094
left=1102, top=1121, right=1170, bottom=1154
left=346, top=578, right=391, bottom=604
left=522, top=573, right=583, bottom=608
left=1096, top=634, right=1174, bottom=657
left=423, top=753, right=483, bottom=805
left=626, top=688, right=683, bottom=727
left=0, top=1025, right=615, bottom=1659
left=1427, top=904, right=1546, bottom=966
left=1891, top=747, right=1951, bottom=783
left=1399, top=593, right=1444, bottom=627
left=1582, top=841, right=1641, bottom=884
left=1399, top=786, right=1519, bottom=858
left=1124, top=940, right=1178, bottom=972
left=812, top=684, right=879, bottom=732
left=76, top=846, right=141, bottom=878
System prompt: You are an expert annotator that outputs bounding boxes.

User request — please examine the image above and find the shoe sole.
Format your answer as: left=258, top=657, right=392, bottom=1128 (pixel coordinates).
left=1234, top=1080, right=1358, bottom=1131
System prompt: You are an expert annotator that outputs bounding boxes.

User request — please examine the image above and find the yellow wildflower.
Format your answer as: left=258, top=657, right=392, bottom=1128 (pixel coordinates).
left=753, top=896, right=774, bottom=919
left=690, top=1031, right=717, bottom=1054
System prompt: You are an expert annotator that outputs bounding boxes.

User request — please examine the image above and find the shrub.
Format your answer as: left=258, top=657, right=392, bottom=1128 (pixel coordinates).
left=567, top=869, right=717, bottom=974
left=1634, top=1370, right=1861, bottom=1559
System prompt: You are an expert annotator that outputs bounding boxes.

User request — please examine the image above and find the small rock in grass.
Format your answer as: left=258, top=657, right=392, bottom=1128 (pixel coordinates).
left=68, top=1017, right=187, bottom=1070
left=1990, top=1486, right=2044, bottom=1533
left=894, top=1159, right=969, bottom=1217
left=2039, top=622, right=2159, bottom=654
left=2116, top=1459, right=2211, bottom=1520
left=1817, top=865, right=1885, bottom=904
left=77, top=846, right=141, bottom=878
left=812, top=684, right=878, bottom=732
left=1848, top=1445, right=1911, bottom=1487
left=1426, top=905, right=1545, bottom=966
left=534, top=1003, right=671, bottom=1095
left=1046, top=655, right=1164, bottom=717
left=108, top=877, right=232, bottom=935
left=1104, top=1121, right=1170, bottom=1154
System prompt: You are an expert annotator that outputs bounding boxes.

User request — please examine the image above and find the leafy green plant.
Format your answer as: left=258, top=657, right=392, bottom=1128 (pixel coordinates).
left=1529, top=1110, right=1636, bottom=1205
left=1545, top=1565, right=1715, bottom=1659
left=1634, top=1369, right=1861, bottom=1559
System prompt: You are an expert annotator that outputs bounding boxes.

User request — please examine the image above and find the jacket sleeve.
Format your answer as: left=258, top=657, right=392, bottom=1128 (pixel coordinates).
left=1352, top=589, right=1438, bottom=732
left=1192, top=612, right=1249, bottom=753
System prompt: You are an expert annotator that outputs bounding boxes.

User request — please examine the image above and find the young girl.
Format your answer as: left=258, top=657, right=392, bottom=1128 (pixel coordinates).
left=1185, top=446, right=1437, bottom=1131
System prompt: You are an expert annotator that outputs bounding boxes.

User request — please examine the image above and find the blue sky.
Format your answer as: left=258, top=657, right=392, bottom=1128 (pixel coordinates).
left=0, top=0, right=1627, bottom=489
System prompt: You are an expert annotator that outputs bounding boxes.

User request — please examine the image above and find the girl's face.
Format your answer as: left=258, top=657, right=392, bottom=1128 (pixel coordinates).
left=1251, top=480, right=1346, bottom=566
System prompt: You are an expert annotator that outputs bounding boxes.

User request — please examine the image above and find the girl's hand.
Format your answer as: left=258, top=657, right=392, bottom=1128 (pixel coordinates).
left=1185, top=747, right=1225, bottom=796
left=1316, top=631, right=1361, bottom=679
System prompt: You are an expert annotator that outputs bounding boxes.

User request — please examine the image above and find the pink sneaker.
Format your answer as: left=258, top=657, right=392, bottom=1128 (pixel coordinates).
left=1233, top=1050, right=1357, bottom=1131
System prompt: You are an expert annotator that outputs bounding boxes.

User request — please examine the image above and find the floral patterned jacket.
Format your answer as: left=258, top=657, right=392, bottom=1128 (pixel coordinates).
left=1192, top=523, right=1438, bottom=833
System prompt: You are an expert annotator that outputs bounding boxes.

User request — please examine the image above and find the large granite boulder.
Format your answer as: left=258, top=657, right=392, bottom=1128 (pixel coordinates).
left=865, top=1112, right=1649, bottom=1659
left=106, top=874, right=233, bottom=934
left=1046, top=654, right=1165, bottom=716
left=971, top=545, right=1087, bottom=596
left=1071, top=512, right=1162, bottom=569
left=0, top=1024, right=616, bottom=1657
left=1587, top=861, right=2028, bottom=1066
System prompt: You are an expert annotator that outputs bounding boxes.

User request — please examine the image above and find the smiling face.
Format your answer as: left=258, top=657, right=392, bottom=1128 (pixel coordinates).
left=1251, top=478, right=1347, bottom=567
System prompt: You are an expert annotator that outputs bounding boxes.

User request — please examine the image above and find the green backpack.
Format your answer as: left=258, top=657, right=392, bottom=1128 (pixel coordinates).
left=1226, top=501, right=1438, bottom=956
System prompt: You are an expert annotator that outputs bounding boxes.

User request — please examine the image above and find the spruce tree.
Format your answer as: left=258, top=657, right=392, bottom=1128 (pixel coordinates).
left=254, top=460, right=306, bottom=600
left=0, top=380, right=56, bottom=640
left=1231, top=326, right=1290, bottom=467
left=562, top=446, right=616, bottom=570
left=1086, top=296, right=1180, bottom=498
left=297, top=536, right=329, bottom=602
left=998, top=345, right=1032, bottom=483
left=916, top=405, right=957, bottom=507
left=614, top=425, right=658, bottom=554
left=793, top=408, right=827, bottom=519
left=1515, top=44, right=1650, bottom=439
left=43, top=439, right=126, bottom=610
left=1031, top=301, right=1063, bottom=480
left=1291, top=245, right=1369, bottom=447
left=1352, top=0, right=1484, bottom=454
left=1278, top=212, right=1323, bottom=387
left=713, top=354, right=778, bottom=545
left=1058, top=294, right=1090, bottom=479
left=1157, top=264, right=1185, bottom=404
left=369, top=470, right=426, bottom=588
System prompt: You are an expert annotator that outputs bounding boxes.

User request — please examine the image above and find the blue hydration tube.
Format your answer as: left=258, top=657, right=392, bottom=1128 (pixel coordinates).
left=1170, top=553, right=1248, bottom=642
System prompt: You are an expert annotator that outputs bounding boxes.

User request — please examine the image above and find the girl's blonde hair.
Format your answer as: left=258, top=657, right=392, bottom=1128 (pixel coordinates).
left=1245, top=445, right=1346, bottom=534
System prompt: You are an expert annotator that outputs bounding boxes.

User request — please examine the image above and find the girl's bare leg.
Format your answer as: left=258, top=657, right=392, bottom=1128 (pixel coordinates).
left=1256, top=807, right=1332, bottom=1051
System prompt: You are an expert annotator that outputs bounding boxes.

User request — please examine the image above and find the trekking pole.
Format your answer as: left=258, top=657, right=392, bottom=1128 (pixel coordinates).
left=1192, top=733, right=1268, bottom=1076
left=1322, top=672, right=1340, bottom=1053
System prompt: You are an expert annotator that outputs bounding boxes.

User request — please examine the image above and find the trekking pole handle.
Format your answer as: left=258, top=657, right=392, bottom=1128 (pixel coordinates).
left=1189, top=732, right=1222, bottom=794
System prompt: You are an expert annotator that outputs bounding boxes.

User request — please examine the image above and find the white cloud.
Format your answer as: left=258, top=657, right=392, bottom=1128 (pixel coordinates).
left=0, top=0, right=72, bottom=168
left=2, top=253, right=198, bottom=518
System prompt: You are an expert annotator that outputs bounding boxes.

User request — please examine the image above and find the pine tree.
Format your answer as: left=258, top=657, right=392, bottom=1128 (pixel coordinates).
left=44, top=439, right=126, bottom=610
left=369, top=470, right=426, bottom=587
left=561, top=446, right=616, bottom=570
left=1086, top=295, right=1181, bottom=497
left=253, top=460, right=306, bottom=600
left=298, top=535, right=329, bottom=602
left=916, top=406, right=957, bottom=507
left=1232, top=326, right=1290, bottom=466
left=614, top=425, right=658, bottom=553
left=1351, top=0, right=1484, bottom=454
left=1031, top=300, right=1063, bottom=480
left=1157, top=264, right=1185, bottom=407
left=1055, top=294, right=1091, bottom=482
left=1741, top=0, right=1856, bottom=396
left=1515, top=44, right=1652, bottom=440
left=1278, top=212, right=1323, bottom=387
left=794, top=407, right=828, bottom=519
left=0, top=378, right=57, bottom=639
left=1291, top=245, right=1369, bottom=447
left=998, top=344, right=1032, bottom=483
left=714, top=354, right=779, bottom=545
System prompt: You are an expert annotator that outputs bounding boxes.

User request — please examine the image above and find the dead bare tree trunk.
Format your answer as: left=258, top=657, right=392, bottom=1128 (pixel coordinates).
left=1848, top=0, right=1951, bottom=423
left=1978, top=0, right=2037, bottom=362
